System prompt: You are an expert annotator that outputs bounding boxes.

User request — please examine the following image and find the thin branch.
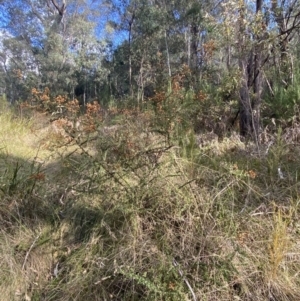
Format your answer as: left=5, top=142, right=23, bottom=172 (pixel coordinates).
left=173, top=259, right=197, bottom=301
left=22, top=233, right=41, bottom=271
left=50, top=0, right=66, bottom=16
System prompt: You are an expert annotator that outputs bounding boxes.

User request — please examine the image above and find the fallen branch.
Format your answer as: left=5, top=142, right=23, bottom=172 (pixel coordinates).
left=173, top=258, right=197, bottom=301
left=22, top=233, right=40, bottom=271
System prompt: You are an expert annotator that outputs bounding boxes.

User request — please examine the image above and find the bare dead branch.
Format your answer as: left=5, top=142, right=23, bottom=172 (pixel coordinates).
left=50, top=0, right=66, bottom=16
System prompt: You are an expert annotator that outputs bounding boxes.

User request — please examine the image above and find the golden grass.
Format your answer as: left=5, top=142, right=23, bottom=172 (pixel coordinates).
left=1, top=105, right=300, bottom=300
left=0, top=110, right=53, bottom=161
left=0, top=226, right=52, bottom=301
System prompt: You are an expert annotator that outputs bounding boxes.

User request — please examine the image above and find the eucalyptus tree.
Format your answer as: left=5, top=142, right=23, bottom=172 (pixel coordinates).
left=108, top=0, right=216, bottom=102
left=0, top=0, right=108, bottom=103
left=236, top=0, right=300, bottom=138
left=109, top=0, right=170, bottom=102
left=270, top=0, right=300, bottom=87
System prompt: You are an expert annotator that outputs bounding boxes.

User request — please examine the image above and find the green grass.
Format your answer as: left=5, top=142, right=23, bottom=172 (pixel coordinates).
left=1, top=102, right=300, bottom=301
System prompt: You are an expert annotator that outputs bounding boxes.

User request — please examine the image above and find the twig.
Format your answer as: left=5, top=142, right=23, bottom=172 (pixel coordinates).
left=263, top=71, right=274, bottom=97
left=173, top=259, right=197, bottom=301
left=212, top=180, right=236, bottom=202
left=240, top=187, right=251, bottom=213
left=22, top=233, right=40, bottom=270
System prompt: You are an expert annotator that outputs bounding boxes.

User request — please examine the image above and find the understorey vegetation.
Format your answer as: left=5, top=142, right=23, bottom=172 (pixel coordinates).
left=1, top=84, right=300, bottom=300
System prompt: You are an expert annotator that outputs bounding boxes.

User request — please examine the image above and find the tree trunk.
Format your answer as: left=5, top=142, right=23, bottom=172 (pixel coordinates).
left=252, top=0, right=263, bottom=139
left=239, top=59, right=252, bottom=136
left=238, top=1, right=252, bottom=137
left=128, top=13, right=135, bottom=98
left=271, top=0, right=290, bottom=87
left=238, top=0, right=263, bottom=140
left=190, top=23, right=199, bottom=73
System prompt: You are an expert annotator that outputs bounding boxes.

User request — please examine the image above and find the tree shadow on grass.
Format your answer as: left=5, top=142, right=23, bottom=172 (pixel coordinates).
left=0, top=152, right=57, bottom=228
left=0, top=148, right=129, bottom=245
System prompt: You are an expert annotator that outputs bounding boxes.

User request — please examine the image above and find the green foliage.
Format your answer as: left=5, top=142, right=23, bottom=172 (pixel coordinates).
left=265, top=70, right=300, bottom=122
left=0, top=0, right=108, bottom=104
left=216, top=69, right=240, bottom=103
left=0, top=94, right=8, bottom=111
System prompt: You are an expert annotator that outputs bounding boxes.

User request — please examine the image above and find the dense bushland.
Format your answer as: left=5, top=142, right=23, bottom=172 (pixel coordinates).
left=1, top=91, right=300, bottom=301
left=1, top=0, right=300, bottom=299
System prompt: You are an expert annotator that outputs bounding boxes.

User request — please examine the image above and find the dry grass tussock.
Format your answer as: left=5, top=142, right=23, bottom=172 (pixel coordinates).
left=1, top=104, right=300, bottom=301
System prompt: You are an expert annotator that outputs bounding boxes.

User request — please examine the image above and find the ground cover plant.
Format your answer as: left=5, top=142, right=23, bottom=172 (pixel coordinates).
left=1, top=90, right=300, bottom=301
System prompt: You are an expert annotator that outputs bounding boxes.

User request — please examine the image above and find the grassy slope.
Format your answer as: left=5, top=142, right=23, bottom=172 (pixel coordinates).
left=1, top=103, right=300, bottom=301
